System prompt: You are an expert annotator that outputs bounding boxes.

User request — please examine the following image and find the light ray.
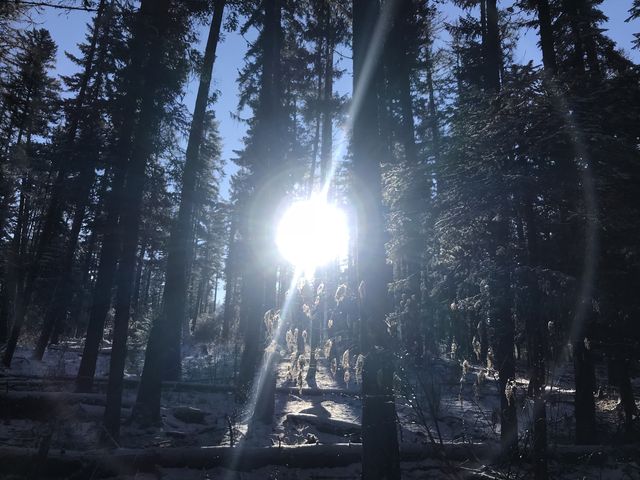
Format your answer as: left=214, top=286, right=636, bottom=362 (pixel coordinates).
left=223, top=2, right=400, bottom=474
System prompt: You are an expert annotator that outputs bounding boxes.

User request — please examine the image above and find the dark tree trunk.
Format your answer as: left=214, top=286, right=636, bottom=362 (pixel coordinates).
left=131, top=240, right=147, bottom=323
left=75, top=161, right=126, bottom=393
left=103, top=0, right=175, bottom=441
left=33, top=165, right=94, bottom=360
left=221, top=233, right=237, bottom=339
left=391, top=0, right=418, bottom=169
left=353, top=0, right=400, bottom=478
left=612, top=357, right=636, bottom=440
left=2, top=175, right=31, bottom=367
left=482, top=0, right=518, bottom=459
left=132, top=0, right=226, bottom=424
left=573, top=337, right=596, bottom=443
left=563, top=0, right=586, bottom=73
left=489, top=202, right=518, bottom=459
left=361, top=348, right=399, bottom=480
left=236, top=0, right=283, bottom=402
left=479, top=315, right=488, bottom=365
left=0, top=279, right=9, bottom=344
left=521, top=199, right=548, bottom=480
left=139, top=249, right=154, bottom=318
left=425, top=45, right=440, bottom=165
left=211, top=272, right=219, bottom=314
left=76, top=0, right=173, bottom=394
left=535, top=0, right=557, bottom=75
left=236, top=258, right=263, bottom=401
left=492, top=246, right=518, bottom=459
left=577, top=0, right=600, bottom=77
left=391, top=0, right=422, bottom=303
left=320, top=5, right=333, bottom=188
left=485, top=0, right=501, bottom=92
left=307, top=34, right=323, bottom=195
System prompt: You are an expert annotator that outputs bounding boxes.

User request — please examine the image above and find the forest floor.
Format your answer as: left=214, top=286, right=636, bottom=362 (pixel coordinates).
left=0, top=341, right=639, bottom=479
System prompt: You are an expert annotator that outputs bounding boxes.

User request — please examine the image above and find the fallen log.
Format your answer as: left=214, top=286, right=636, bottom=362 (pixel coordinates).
left=2, top=442, right=638, bottom=478
left=0, top=442, right=499, bottom=477
left=2, top=374, right=360, bottom=397
left=544, top=443, right=640, bottom=465
left=276, top=386, right=360, bottom=397
left=1, top=374, right=236, bottom=394
left=286, top=413, right=361, bottom=436
left=0, top=392, right=133, bottom=420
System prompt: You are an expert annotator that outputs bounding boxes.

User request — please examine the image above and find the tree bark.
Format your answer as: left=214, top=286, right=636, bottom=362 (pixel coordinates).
left=612, top=357, right=636, bottom=440
left=133, top=0, right=226, bottom=424
left=221, top=217, right=238, bottom=340
left=236, top=0, right=284, bottom=401
left=521, top=200, right=548, bottom=480
left=2, top=174, right=31, bottom=367
left=75, top=158, right=126, bottom=393
left=352, top=0, right=401, bottom=478
left=535, top=0, right=557, bottom=75
left=320, top=3, right=333, bottom=188
left=485, top=0, right=501, bottom=92
left=573, top=337, right=596, bottom=444
left=103, top=0, right=178, bottom=441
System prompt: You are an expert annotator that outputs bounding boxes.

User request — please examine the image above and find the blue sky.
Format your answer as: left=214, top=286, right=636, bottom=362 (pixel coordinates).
left=26, top=1, right=640, bottom=199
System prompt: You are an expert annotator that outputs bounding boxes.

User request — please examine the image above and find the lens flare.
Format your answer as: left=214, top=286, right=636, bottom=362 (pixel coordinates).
left=276, top=197, right=348, bottom=274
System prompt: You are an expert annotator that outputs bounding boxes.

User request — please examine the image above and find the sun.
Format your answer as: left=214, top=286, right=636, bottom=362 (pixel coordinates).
left=276, top=197, right=349, bottom=274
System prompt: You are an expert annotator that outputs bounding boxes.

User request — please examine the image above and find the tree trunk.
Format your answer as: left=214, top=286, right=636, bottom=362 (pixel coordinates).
left=320, top=4, right=333, bottom=188
left=612, top=357, right=636, bottom=440
left=103, top=0, right=175, bottom=441
left=573, top=337, right=596, bottom=443
left=75, top=163, right=126, bottom=392
left=236, top=0, right=284, bottom=402
left=492, top=248, right=518, bottom=459
left=307, top=33, right=323, bottom=196
left=211, top=272, right=219, bottom=315
left=353, top=0, right=401, bottom=478
left=33, top=154, right=97, bottom=360
left=483, top=0, right=519, bottom=459
left=130, top=240, right=147, bottom=323
left=485, top=0, right=501, bottom=92
left=2, top=174, right=31, bottom=367
left=521, top=200, right=547, bottom=480
left=361, top=348, right=400, bottom=480
left=563, top=0, right=586, bottom=73
left=577, top=0, right=600, bottom=77
left=535, top=0, right=557, bottom=75
left=68, top=217, right=99, bottom=340
left=132, top=0, right=226, bottom=424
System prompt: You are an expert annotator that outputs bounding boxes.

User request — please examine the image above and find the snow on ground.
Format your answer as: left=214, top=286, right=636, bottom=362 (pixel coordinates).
left=1, top=341, right=639, bottom=478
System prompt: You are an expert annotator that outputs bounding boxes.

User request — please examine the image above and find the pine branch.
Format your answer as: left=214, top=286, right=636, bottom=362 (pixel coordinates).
left=14, top=1, right=98, bottom=12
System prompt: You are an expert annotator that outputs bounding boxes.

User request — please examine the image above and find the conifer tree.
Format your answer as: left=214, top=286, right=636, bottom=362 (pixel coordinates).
left=132, top=0, right=226, bottom=424
left=353, top=0, right=401, bottom=477
left=1, top=28, right=60, bottom=367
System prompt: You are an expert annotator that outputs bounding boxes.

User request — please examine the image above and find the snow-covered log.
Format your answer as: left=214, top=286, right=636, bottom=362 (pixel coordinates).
left=1, top=373, right=361, bottom=396
left=1, top=442, right=637, bottom=477
left=0, top=443, right=498, bottom=477
left=285, top=413, right=361, bottom=435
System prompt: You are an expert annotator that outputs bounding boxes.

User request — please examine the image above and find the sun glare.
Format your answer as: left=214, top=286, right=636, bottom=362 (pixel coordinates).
left=276, top=197, right=349, bottom=274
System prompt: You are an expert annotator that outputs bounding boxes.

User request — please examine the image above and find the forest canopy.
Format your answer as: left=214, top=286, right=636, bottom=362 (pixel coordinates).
left=0, top=1, right=639, bottom=479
